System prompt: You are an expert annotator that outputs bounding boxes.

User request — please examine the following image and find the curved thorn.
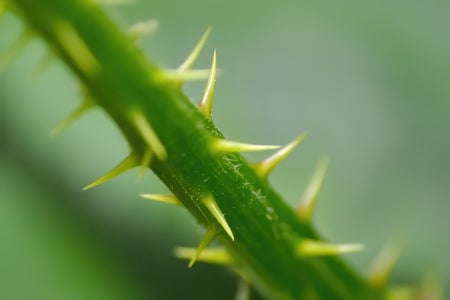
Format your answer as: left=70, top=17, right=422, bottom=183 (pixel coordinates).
left=139, top=194, right=181, bottom=205
left=368, top=239, right=403, bottom=287
left=298, top=239, right=364, bottom=256
left=296, top=157, right=330, bottom=221
left=178, top=27, right=212, bottom=73
left=130, top=110, right=167, bottom=161
left=83, top=154, right=139, bottom=190
left=189, top=227, right=216, bottom=268
left=213, top=138, right=280, bottom=153
left=254, top=132, right=307, bottom=179
left=0, top=29, right=33, bottom=71
left=203, top=195, right=234, bottom=241
left=128, top=19, right=159, bottom=42
left=49, top=100, right=94, bottom=137
left=198, top=50, right=217, bottom=118
left=174, top=247, right=231, bottom=265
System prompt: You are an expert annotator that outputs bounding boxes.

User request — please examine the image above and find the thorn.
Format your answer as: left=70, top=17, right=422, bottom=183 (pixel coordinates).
left=136, top=149, right=153, bottom=179
left=368, top=239, right=403, bottom=287
left=83, top=154, right=139, bottom=190
left=296, top=157, right=330, bottom=221
left=163, top=69, right=212, bottom=81
left=198, top=50, right=217, bottom=118
left=53, top=20, right=100, bottom=76
left=139, top=194, right=181, bottom=205
left=49, top=100, right=93, bottom=137
left=254, top=132, right=307, bottom=179
left=235, top=280, right=251, bottom=300
left=130, top=110, right=167, bottom=161
left=203, top=195, right=234, bottom=241
left=213, top=139, right=280, bottom=153
left=298, top=239, right=364, bottom=256
left=189, top=227, right=216, bottom=268
left=128, top=19, right=159, bottom=42
left=174, top=247, right=231, bottom=265
left=30, top=50, right=56, bottom=79
left=178, top=28, right=212, bottom=73
left=0, top=29, right=33, bottom=71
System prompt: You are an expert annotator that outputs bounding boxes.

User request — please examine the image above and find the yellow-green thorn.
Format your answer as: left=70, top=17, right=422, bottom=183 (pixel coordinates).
left=174, top=247, right=231, bottom=265
left=83, top=154, right=139, bottom=190
left=368, top=239, right=403, bottom=287
left=198, top=50, right=217, bottom=118
left=298, top=239, right=364, bottom=256
left=164, top=69, right=211, bottom=81
left=203, top=195, right=234, bottom=241
left=130, top=110, right=167, bottom=161
left=188, top=227, right=216, bottom=268
left=254, top=132, right=307, bottom=179
left=50, top=100, right=93, bottom=137
left=128, top=19, right=159, bottom=42
left=139, top=194, right=181, bottom=205
left=178, top=28, right=212, bottom=73
left=296, top=157, right=330, bottom=221
left=213, top=139, right=280, bottom=153
left=0, top=29, right=33, bottom=71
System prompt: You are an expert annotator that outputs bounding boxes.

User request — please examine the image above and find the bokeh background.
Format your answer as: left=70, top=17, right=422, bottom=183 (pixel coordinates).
left=1, top=0, right=449, bottom=299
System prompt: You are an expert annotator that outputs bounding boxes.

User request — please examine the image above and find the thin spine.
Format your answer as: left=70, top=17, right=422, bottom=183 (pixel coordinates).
left=298, top=239, right=364, bottom=256
left=137, top=148, right=153, bottom=179
left=213, top=138, right=280, bottom=153
left=174, top=247, right=231, bottom=265
left=368, top=240, right=403, bottom=287
left=50, top=100, right=93, bottom=137
left=163, top=69, right=211, bottom=81
left=235, top=280, right=251, bottom=300
left=254, top=132, right=307, bottom=179
left=139, top=194, right=181, bottom=205
left=202, top=195, right=234, bottom=241
left=128, top=19, right=158, bottom=42
left=83, top=154, right=138, bottom=190
left=188, top=227, right=216, bottom=267
left=297, top=157, right=329, bottom=220
left=198, top=50, right=217, bottom=118
left=130, top=110, right=167, bottom=161
left=177, top=28, right=211, bottom=73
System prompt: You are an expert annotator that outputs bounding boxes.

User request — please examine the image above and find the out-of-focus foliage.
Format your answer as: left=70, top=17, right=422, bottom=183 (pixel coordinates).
left=0, top=0, right=448, bottom=298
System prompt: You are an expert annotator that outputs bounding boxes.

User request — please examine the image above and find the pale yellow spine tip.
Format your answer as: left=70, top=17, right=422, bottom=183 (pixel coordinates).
left=178, top=27, right=212, bottom=73
left=139, top=194, right=181, bottom=205
left=130, top=110, right=167, bottom=161
left=298, top=239, right=364, bottom=256
left=174, top=247, right=231, bottom=265
left=203, top=195, right=234, bottom=241
left=296, top=157, right=330, bottom=221
left=213, top=138, right=280, bottom=153
left=254, top=132, right=307, bottom=178
left=198, top=50, right=217, bottom=118
left=0, top=29, right=32, bottom=71
left=83, top=154, right=138, bottom=190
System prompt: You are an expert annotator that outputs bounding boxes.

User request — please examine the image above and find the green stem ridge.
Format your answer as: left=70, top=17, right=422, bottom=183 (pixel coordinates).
left=8, top=0, right=388, bottom=299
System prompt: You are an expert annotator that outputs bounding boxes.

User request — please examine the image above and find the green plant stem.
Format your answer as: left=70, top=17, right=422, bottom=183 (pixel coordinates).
left=11, top=0, right=386, bottom=299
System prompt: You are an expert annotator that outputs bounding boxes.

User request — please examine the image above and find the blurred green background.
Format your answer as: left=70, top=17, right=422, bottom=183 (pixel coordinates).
left=1, top=0, right=449, bottom=299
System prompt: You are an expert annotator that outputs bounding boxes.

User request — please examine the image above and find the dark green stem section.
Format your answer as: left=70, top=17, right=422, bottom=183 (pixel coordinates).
left=11, top=0, right=386, bottom=299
